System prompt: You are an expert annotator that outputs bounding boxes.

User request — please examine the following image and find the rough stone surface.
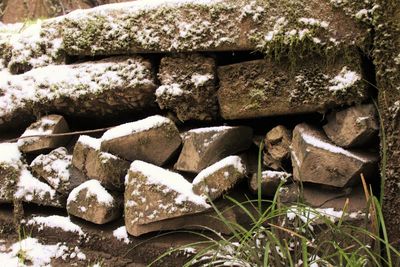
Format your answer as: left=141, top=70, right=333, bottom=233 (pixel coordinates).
left=323, top=104, right=379, bottom=148
left=291, top=123, right=378, bottom=188
left=17, top=115, right=70, bottom=154
left=0, top=143, right=22, bottom=203
left=30, top=147, right=86, bottom=195
left=218, top=54, right=369, bottom=120
left=175, top=126, right=253, bottom=173
left=263, top=125, right=292, bottom=170
left=67, top=179, right=122, bottom=224
left=72, top=135, right=130, bottom=191
left=156, top=54, right=218, bottom=121
left=125, top=161, right=210, bottom=236
left=100, top=115, right=181, bottom=165
left=192, top=156, right=246, bottom=201
left=55, top=0, right=370, bottom=55
left=0, top=56, right=157, bottom=130
left=249, top=170, right=291, bottom=197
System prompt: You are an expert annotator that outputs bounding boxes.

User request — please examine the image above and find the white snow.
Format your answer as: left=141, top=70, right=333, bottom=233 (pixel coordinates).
left=298, top=18, right=329, bottom=28
left=0, top=142, right=22, bottom=168
left=27, top=215, right=85, bottom=236
left=113, top=226, right=130, bottom=244
left=129, top=160, right=209, bottom=207
left=260, top=170, right=291, bottom=182
left=191, top=74, right=213, bottom=87
left=155, top=83, right=185, bottom=97
left=67, top=179, right=115, bottom=206
left=14, top=168, right=57, bottom=202
left=101, top=115, right=172, bottom=141
left=77, top=135, right=101, bottom=150
left=193, top=156, right=246, bottom=185
left=328, top=67, right=361, bottom=92
left=17, top=116, right=57, bottom=147
left=188, top=126, right=232, bottom=134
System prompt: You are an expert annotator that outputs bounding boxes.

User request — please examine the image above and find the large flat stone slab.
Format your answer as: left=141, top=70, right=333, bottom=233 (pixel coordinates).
left=0, top=56, right=157, bottom=130
left=218, top=54, right=369, bottom=119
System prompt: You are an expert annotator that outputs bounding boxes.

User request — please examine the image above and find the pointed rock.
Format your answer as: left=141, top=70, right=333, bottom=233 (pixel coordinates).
left=249, top=171, right=291, bottom=197
left=124, top=161, right=210, bottom=236
left=100, top=115, right=181, bottom=165
left=155, top=54, right=218, bottom=121
left=263, top=125, right=292, bottom=170
left=192, top=156, right=246, bottom=201
left=72, top=135, right=130, bottom=191
left=175, top=126, right=252, bottom=173
left=323, top=104, right=379, bottom=148
left=291, top=123, right=378, bottom=187
left=17, top=115, right=70, bottom=154
left=0, top=143, right=22, bottom=203
left=67, top=179, right=122, bottom=224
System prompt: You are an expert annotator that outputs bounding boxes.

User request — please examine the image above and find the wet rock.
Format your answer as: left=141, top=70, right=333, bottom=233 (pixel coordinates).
left=0, top=56, right=157, bottom=130
left=124, top=161, right=210, bottom=236
left=249, top=170, right=291, bottom=197
left=0, top=143, right=23, bottom=203
left=17, top=115, right=70, bottom=154
left=67, top=179, right=122, bottom=224
left=218, top=55, right=369, bottom=120
left=291, top=123, right=378, bottom=188
left=100, top=115, right=181, bottom=166
left=192, top=156, right=246, bottom=201
left=72, top=135, right=130, bottom=191
left=323, top=104, right=379, bottom=148
left=30, top=147, right=85, bottom=195
left=175, top=126, right=253, bottom=173
left=263, top=125, right=292, bottom=170
left=155, top=54, right=218, bottom=121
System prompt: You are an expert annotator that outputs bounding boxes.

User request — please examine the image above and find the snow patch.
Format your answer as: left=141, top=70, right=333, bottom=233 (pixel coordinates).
left=27, top=215, right=85, bottom=236
left=191, top=73, right=213, bottom=87
left=155, top=83, right=185, bottom=97
left=77, top=135, right=101, bottom=150
left=113, top=226, right=130, bottom=244
left=0, top=142, right=22, bottom=168
left=188, top=126, right=232, bottom=134
left=14, top=168, right=57, bottom=202
left=67, top=179, right=114, bottom=207
left=328, top=67, right=361, bottom=93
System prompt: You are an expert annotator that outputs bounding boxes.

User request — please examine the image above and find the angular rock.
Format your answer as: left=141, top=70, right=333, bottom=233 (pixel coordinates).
left=323, top=104, right=379, bottom=148
left=156, top=54, right=218, bottom=121
left=17, top=115, right=70, bottom=154
left=57, top=0, right=369, bottom=55
left=67, top=179, right=122, bottom=224
left=0, top=56, right=157, bottom=130
left=0, top=143, right=23, bottom=203
left=100, top=115, right=181, bottom=165
left=72, top=135, right=130, bottom=191
left=175, top=126, right=253, bottom=173
left=192, top=156, right=246, bottom=201
left=263, top=125, right=292, bottom=170
left=249, top=170, right=291, bottom=197
left=218, top=54, right=369, bottom=120
left=30, top=147, right=85, bottom=195
left=291, top=123, right=378, bottom=188
left=125, top=161, right=210, bottom=236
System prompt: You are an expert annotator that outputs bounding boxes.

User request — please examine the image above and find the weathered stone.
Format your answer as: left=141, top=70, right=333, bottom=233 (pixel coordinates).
left=155, top=54, right=218, bottom=121
left=125, top=161, right=210, bottom=236
left=263, top=125, right=292, bottom=170
left=0, top=56, right=157, bottom=130
left=175, top=126, right=253, bottom=173
left=57, top=0, right=370, bottom=55
left=0, top=143, right=22, bottom=203
left=218, top=54, right=369, bottom=120
left=100, top=115, right=181, bottom=165
left=17, top=115, right=70, bottom=154
left=323, top=104, right=379, bottom=148
left=192, top=156, right=246, bottom=201
left=30, top=147, right=86, bottom=195
left=291, top=123, right=378, bottom=188
left=67, top=179, right=122, bottom=224
left=249, top=170, right=291, bottom=197
left=72, top=135, right=130, bottom=191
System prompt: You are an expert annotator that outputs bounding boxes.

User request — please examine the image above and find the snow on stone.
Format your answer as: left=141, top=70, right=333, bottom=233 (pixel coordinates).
left=155, top=83, right=185, bottom=97
left=260, top=170, right=291, bottom=182
left=188, top=126, right=232, bottom=134
left=0, top=142, right=22, bottom=168
left=17, top=117, right=57, bottom=147
left=240, top=1, right=265, bottom=21
left=67, top=179, right=114, bottom=206
left=101, top=115, right=172, bottom=141
left=14, top=168, right=57, bottom=202
left=129, top=160, right=209, bottom=207
left=298, top=18, right=329, bottom=28
left=0, top=237, right=67, bottom=267
left=77, top=135, right=101, bottom=150
left=113, top=226, right=130, bottom=244
left=27, top=215, right=85, bottom=236
left=328, top=67, right=361, bottom=93
left=193, top=156, right=245, bottom=185
left=191, top=74, right=213, bottom=87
